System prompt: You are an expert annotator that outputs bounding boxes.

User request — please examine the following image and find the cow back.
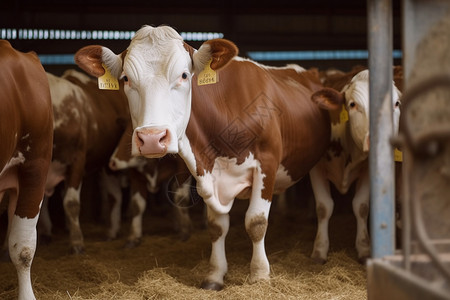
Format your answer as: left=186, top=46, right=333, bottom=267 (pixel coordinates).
left=0, top=41, right=53, bottom=213
left=50, top=70, right=130, bottom=172
left=0, top=41, right=53, bottom=173
left=187, top=59, right=330, bottom=182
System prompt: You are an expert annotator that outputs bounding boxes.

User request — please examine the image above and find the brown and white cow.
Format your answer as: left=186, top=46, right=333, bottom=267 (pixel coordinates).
left=0, top=40, right=53, bottom=300
left=108, top=122, right=194, bottom=246
left=75, top=25, right=337, bottom=290
left=42, top=69, right=129, bottom=254
left=309, top=68, right=402, bottom=264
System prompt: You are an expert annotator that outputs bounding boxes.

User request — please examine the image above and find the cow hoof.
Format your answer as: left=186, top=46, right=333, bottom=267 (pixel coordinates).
left=249, top=275, right=270, bottom=284
left=200, top=281, right=223, bottom=291
left=70, top=245, right=85, bottom=255
left=124, top=239, right=141, bottom=249
left=311, top=256, right=327, bottom=265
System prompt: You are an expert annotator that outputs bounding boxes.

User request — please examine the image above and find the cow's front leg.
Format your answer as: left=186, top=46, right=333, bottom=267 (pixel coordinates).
left=310, top=165, right=334, bottom=264
left=353, top=170, right=370, bottom=263
left=126, top=170, right=147, bottom=248
left=9, top=213, right=39, bottom=300
left=245, top=164, right=273, bottom=283
left=201, top=206, right=229, bottom=291
left=126, top=190, right=146, bottom=248
left=245, top=193, right=271, bottom=283
left=100, top=169, right=123, bottom=240
left=171, top=177, right=193, bottom=241
left=63, top=185, right=84, bottom=254
left=8, top=187, right=41, bottom=300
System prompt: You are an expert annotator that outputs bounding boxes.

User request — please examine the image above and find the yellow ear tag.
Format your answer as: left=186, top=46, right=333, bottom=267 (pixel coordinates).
left=394, top=148, right=403, bottom=162
left=197, top=59, right=218, bottom=86
left=340, top=104, right=349, bottom=123
left=98, top=63, right=119, bottom=90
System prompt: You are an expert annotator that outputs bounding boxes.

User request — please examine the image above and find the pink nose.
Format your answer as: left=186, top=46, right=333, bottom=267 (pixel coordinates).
left=135, top=128, right=169, bottom=157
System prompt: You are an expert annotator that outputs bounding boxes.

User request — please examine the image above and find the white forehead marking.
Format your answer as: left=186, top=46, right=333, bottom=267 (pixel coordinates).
left=343, top=70, right=370, bottom=113
left=124, top=26, right=188, bottom=80
left=344, top=69, right=401, bottom=117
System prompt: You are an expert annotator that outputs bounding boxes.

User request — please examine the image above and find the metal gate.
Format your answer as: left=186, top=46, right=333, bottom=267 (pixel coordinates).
left=367, top=1, right=450, bottom=299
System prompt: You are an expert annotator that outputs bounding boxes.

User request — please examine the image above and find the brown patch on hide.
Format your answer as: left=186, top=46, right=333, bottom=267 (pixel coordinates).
left=207, top=221, right=222, bottom=242
left=328, top=140, right=343, bottom=158
left=246, top=214, right=268, bottom=242
left=359, top=203, right=369, bottom=220
left=316, top=203, right=327, bottom=221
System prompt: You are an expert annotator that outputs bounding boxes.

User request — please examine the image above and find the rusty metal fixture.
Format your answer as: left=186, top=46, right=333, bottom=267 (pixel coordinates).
left=393, top=73, right=450, bottom=283
left=398, top=74, right=450, bottom=157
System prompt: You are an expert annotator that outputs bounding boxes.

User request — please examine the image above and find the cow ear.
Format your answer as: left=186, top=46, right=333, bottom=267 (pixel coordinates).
left=311, top=87, right=344, bottom=111
left=192, top=39, right=238, bottom=74
left=75, top=46, right=123, bottom=78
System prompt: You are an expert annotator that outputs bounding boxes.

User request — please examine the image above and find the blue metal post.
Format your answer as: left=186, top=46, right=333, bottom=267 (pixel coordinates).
left=368, top=0, right=395, bottom=258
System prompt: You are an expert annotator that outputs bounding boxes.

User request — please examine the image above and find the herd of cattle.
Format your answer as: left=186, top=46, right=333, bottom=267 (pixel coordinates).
left=0, top=25, right=403, bottom=299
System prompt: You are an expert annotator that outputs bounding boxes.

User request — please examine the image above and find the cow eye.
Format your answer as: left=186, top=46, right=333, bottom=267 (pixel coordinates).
left=181, top=72, right=188, bottom=80
left=349, top=102, right=356, bottom=108
left=395, top=101, right=401, bottom=108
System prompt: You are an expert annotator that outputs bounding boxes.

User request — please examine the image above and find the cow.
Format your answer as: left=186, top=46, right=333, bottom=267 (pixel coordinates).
left=41, top=69, right=129, bottom=254
left=74, top=25, right=338, bottom=290
left=309, top=68, right=402, bottom=264
left=108, top=122, right=195, bottom=246
left=0, top=40, right=53, bottom=300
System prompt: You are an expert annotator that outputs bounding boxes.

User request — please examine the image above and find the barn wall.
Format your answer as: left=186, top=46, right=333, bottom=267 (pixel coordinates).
left=0, top=1, right=402, bottom=72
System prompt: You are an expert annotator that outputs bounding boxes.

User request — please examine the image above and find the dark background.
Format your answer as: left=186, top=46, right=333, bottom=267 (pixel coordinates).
left=1, top=1, right=402, bottom=75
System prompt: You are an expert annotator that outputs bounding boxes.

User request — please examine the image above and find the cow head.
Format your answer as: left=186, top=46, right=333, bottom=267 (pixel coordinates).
left=312, top=70, right=402, bottom=153
left=75, top=25, right=238, bottom=158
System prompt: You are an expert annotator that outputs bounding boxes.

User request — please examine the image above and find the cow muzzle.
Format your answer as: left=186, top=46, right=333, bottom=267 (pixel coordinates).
left=134, top=127, right=174, bottom=158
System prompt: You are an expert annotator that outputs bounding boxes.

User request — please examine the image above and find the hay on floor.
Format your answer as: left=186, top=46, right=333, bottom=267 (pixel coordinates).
left=1, top=185, right=367, bottom=299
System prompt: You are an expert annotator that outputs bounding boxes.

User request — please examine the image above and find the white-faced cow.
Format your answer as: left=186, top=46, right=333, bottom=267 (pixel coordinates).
left=42, top=70, right=129, bottom=254
left=75, top=25, right=337, bottom=290
left=108, top=122, right=194, bottom=246
left=0, top=40, right=53, bottom=300
left=309, top=68, right=402, bottom=264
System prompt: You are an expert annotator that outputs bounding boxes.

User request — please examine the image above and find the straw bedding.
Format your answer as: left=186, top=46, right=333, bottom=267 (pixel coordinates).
left=0, top=182, right=366, bottom=299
